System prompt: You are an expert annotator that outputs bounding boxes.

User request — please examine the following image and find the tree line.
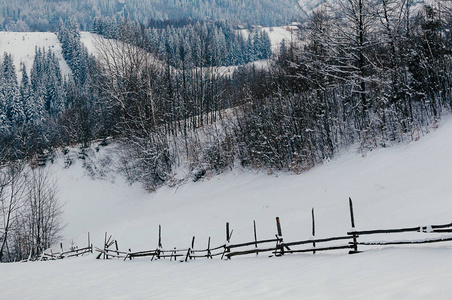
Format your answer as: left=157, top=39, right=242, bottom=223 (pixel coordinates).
left=0, top=0, right=296, bottom=31
left=93, top=18, right=272, bottom=68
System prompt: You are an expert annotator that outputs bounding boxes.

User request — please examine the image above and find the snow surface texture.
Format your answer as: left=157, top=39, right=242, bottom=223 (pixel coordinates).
left=0, top=32, right=71, bottom=81
left=2, top=116, right=452, bottom=298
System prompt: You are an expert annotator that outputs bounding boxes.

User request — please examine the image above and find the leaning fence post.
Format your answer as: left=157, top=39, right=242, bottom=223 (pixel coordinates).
left=115, top=240, right=119, bottom=256
left=349, top=197, right=359, bottom=253
left=185, top=248, right=191, bottom=262
left=312, top=208, right=316, bottom=254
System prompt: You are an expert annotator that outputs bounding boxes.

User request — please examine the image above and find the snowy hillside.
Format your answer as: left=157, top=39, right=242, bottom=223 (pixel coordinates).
left=2, top=116, right=452, bottom=298
left=0, top=32, right=71, bottom=80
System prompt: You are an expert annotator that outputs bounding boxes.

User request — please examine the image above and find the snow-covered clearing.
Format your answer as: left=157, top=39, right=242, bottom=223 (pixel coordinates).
left=0, top=32, right=71, bottom=80
left=239, top=26, right=294, bottom=52
left=2, top=114, right=452, bottom=298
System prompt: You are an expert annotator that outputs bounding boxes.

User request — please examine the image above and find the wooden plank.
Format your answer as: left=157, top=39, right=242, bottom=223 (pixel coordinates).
left=284, top=245, right=352, bottom=254
left=282, top=236, right=353, bottom=247
left=349, top=222, right=452, bottom=236
left=358, top=236, right=452, bottom=246
left=104, top=249, right=129, bottom=255
left=431, top=229, right=452, bottom=233
left=349, top=227, right=422, bottom=236
left=228, top=238, right=280, bottom=249
left=226, top=246, right=280, bottom=258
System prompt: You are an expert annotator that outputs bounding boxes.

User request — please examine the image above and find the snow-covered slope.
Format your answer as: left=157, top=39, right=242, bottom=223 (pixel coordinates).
left=2, top=116, right=452, bottom=298
left=0, top=32, right=71, bottom=80
left=55, top=116, right=452, bottom=251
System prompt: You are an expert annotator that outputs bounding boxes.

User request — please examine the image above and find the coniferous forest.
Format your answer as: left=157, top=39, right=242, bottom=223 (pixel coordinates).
left=0, top=1, right=450, bottom=191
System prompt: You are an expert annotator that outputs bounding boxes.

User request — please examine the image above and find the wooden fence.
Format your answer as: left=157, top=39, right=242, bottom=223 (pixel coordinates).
left=41, top=233, right=93, bottom=261
left=100, top=198, right=452, bottom=262
left=43, top=197, right=452, bottom=263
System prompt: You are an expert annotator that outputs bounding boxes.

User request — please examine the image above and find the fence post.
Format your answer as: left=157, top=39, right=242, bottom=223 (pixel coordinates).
left=226, top=222, right=231, bottom=243
left=312, top=208, right=316, bottom=254
left=158, top=225, right=162, bottom=248
left=222, top=222, right=231, bottom=260
left=103, top=232, right=107, bottom=259
left=349, top=197, right=359, bottom=253
left=276, top=217, right=285, bottom=256
left=253, top=220, right=258, bottom=256
left=207, top=237, right=212, bottom=259
left=191, top=236, right=195, bottom=260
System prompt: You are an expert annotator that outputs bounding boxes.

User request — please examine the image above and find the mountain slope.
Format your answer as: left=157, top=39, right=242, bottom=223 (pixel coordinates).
left=55, top=116, right=452, bottom=251
left=1, top=113, right=452, bottom=299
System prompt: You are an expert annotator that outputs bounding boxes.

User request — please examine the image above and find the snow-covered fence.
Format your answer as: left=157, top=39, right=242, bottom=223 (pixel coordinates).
left=41, top=233, right=93, bottom=261
left=347, top=198, right=452, bottom=253
left=95, top=232, right=129, bottom=259
left=88, top=198, right=452, bottom=263
left=225, top=215, right=354, bottom=259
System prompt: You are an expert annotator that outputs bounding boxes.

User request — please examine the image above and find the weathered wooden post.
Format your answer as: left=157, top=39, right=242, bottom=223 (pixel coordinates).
left=88, top=232, right=92, bottom=253
left=276, top=217, right=283, bottom=237
left=276, top=217, right=284, bottom=256
left=115, top=240, right=119, bottom=256
left=207, top=237, right=212, bottom=259
left=158, top=225, right=162, bottom=248
left=312, top=208, right=316, bottom=254
left=222, top=222, right=231, bottom=260
left=191, top=236, right=195, bottom=260
left=226, top=222, right=231, bottom=243
left=253, top=220, right=258, bottom=256
left=103, top=232, right=107, bottom=259
left=185, top=248, right=191, bottom=262
left=349, top=197, right=359, bottom=253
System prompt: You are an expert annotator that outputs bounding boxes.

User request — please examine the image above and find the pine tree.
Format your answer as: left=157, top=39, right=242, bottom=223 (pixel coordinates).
left=1, top=53, right=23, bottom=125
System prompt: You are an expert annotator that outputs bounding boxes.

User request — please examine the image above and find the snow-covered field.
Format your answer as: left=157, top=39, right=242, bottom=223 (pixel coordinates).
left=0, top=32, right=71, bottom=80
left=238, top=26, right=294, bottom=52
left=2, top=115, right=452, bottom=298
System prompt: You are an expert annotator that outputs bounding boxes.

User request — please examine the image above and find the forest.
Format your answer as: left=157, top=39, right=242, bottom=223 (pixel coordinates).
left=0, top=0, right=452, bottom=261
left=0, top=0, right=296, bottom=31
